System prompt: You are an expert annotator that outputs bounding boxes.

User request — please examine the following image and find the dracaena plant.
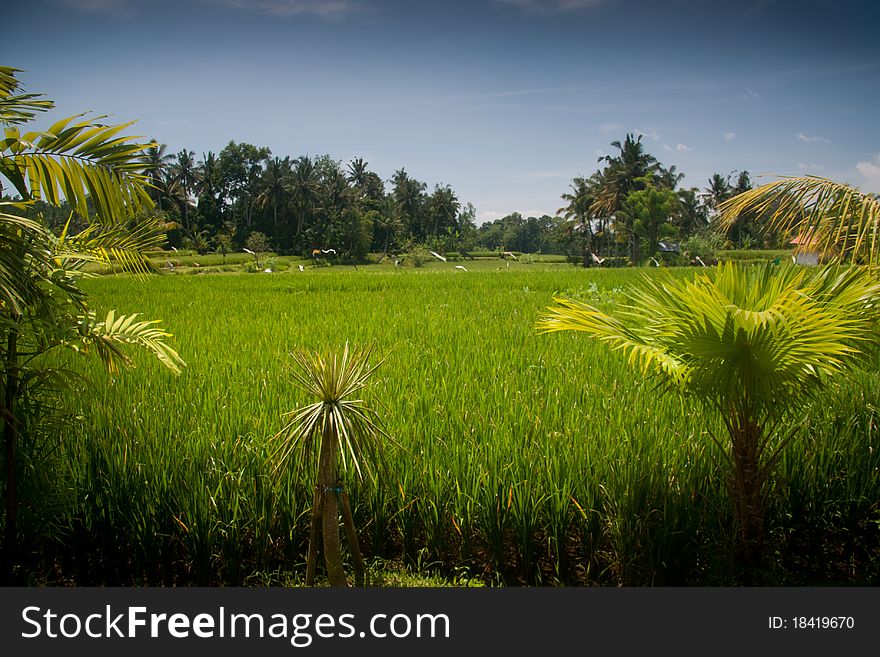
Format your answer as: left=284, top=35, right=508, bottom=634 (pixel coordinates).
left=272, top=343, right=390, bottom=587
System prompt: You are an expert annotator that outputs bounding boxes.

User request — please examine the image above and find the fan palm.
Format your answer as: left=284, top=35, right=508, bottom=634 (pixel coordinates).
left=717, top=176, right=880, bottom=265
left=538, top=261, right=880, bottom=569
left=272, top=344, right=390, bottom=587
left=1, top=66, right=184, bottom=581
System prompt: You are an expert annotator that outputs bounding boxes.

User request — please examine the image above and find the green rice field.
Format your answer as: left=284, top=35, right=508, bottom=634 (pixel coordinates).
left=25, top=264, right=880, bottom=585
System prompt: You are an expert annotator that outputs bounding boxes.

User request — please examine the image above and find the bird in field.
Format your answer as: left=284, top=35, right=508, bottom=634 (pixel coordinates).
left=502, top=251, right=517, bottom=260
left=243, top=248, right=255, bottom=255
left=591, top=252, right=606, bottom=265
left=695, top=256, right=707, bottom=267
left=322, top=248, right=337, bottom=255
left=649, top=256, right=660, bottom=267
left=299, top=264, right=305, bottom=271
left=171, top=246, right=178, bottom=252
left=455, top=265, right=467, bottom=271
left=430, top=250, right=447, bottom=262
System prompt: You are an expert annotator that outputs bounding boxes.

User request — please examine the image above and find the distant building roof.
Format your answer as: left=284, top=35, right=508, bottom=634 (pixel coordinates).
left=790, top=230, right=818, bottom=247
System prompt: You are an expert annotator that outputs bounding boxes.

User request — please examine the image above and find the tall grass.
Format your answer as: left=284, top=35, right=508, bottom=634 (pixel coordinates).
left=20, top=266, right=880, bottom=585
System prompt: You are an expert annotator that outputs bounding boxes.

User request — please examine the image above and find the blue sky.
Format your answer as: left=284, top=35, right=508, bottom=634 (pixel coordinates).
left=7, top=0, right=880, bottom=222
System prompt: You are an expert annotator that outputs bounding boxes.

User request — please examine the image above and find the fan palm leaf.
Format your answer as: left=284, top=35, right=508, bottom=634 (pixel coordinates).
left=538, top=261, right=880, bottom=568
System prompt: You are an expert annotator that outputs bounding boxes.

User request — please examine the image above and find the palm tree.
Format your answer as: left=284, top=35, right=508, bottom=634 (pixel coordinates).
left=558, top=175, right=597, bottom=265
left=346, top=157, right=369, bottom=189
left=428, top=184, right=459, bottom=239
left=594, top=134, right=659, bottom=263
left=538, top=261, right=880, bottom=571
left=140, top=141, right=175, bottom=207
left=657, top=164, right=685, bottom=190
left=0, top=67, right=184, bottom=581
left=718, top=176, right=880, bottom=265
left=290, top=156, right=320, bottom=239
left=272, top=344, right=390, bottom=587
left=391, top=169, right=426, bottom=240
left=171, top=149, right=199, bottom=231
left=256, top=156, right=292, bottom=232
left=195, top=151, right=222, bottom=229
left=703, top=173, right=732, bottom=214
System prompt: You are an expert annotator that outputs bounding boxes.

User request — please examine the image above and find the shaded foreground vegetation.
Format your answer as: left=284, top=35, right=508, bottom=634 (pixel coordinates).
left=13, top=267, right=880, bottom=585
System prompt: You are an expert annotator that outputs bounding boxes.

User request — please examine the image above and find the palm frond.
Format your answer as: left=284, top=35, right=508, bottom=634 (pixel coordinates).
left=0, top=66, right=54, bottom=126
left=538, top=262, right=880, bottom=422
left=72, top=309, right=186, bottom=375
left=717, top=176, right=880, bottom=265
left=1, top=121, right=155, bottom=224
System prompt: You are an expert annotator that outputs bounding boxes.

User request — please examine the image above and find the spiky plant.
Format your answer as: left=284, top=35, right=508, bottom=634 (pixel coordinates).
left=272, top=343, right=389, bottom=587
left=538, top=261, right=880, bottom=570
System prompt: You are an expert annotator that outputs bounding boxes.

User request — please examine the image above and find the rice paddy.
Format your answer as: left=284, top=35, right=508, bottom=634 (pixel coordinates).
left=25, top=264, right=880, bottom=585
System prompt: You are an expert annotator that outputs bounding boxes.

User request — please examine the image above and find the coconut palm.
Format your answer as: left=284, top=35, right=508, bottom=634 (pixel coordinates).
left=290, top=156, right=320, bottom=239
left=718, top=176, right=880, bottom=265
left=703, top=173, right=732, bottom=214
left=256, top=156, right=292, bottom=232
left=537, top=261, right=880, bottom=570
left=558, top=175, right=599, bottom=265
left=171, top=149, right=199, bottom=231
left=1, top=66, right=184, bottom=581
left=346, top=157, right=369, bottom=189
left=272, top=343, right=390, bottom=587
left=139, top=141, right=175, bottom=207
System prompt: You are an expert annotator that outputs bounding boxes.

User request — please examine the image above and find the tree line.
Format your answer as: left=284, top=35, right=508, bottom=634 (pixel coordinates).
left=23, top=133, right=781, bottom=264
left=138, top=142, right=478, bottom=260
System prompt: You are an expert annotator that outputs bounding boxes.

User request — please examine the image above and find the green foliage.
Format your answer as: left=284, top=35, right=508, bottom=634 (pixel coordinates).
left=681, top=231, right=725, bottom=262
left=538, top=261, right=880, bottom=568
left=719, top=176, right=880, bottom=265
left=403, top=245, right=430, bottom=268
left=622, top=181, right=679, bottom=260
left=245, top=231, right=271, bottom=253
left=0, top=67, right=184, bottom=581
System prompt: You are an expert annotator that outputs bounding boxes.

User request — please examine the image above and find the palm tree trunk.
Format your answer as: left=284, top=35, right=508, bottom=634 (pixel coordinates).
left=729, top=417, right=766, bottom=571
left=319, top=422, right=347, bottom=587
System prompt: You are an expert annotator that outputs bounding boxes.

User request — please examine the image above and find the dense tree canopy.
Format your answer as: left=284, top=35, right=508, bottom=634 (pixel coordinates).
left=15, top=129, right=781, bottom=262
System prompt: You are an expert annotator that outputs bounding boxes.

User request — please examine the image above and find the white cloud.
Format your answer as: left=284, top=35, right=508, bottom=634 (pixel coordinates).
left=745, top=88, right=759, bottom=98
left=202, top=0, right=363, bottom=18
left=634, top=127, right=660, bottom=140
left=662, top=144, right=672, bottom=152
left=856, top=154, right=880, bottom=193
left=796, top=162, right=824, bottom=171
left=724, top=132, right=736, bottom=141
left=675, top=143, right=693, bottom=152
left=797, top=132, right=831, bottom=144
left=599, top=121, right=623, bottom=133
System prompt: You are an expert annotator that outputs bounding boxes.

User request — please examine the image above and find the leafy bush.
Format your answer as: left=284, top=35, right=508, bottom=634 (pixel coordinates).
left=245, top=231, right=271, bottom=254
